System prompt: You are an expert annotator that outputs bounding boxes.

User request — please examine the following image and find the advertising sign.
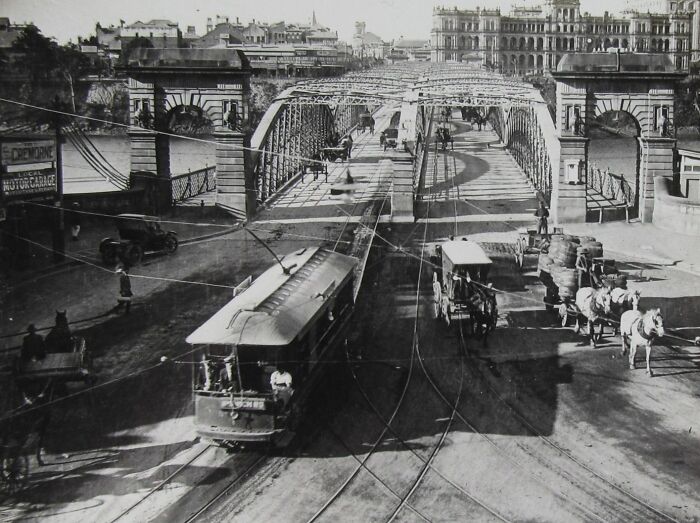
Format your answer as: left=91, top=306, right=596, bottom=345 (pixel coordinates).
left=1, top=168, right=57, bottom=197
left=1, top=140, right=56, bottom=166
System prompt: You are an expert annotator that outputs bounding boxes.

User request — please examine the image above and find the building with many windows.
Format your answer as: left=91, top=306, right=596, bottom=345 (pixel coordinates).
left=431, top=0, right=694, bottom=74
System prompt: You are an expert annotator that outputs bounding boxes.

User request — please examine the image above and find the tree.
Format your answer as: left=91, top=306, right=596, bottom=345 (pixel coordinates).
left=121, top=36, right=153, bottom=64
left=11, top=25, right=58, bottom=87
left=55, top=44, right=91, bottom=112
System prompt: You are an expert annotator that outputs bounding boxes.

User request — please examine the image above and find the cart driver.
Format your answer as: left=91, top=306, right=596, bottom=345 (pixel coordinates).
left=270, top=366, right=293, bottom=407
left=453, top=271, right=471, bottom=303
left=22, top=324, right=46, bottom=362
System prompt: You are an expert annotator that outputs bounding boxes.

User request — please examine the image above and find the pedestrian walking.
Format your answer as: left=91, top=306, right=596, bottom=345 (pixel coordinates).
left=369, top=116, right=375, bottom=134
left=534, top=201, right=550, bottom=237
left=22, top=324, right=46, bottom=362
left=115, top=265, right=133, bottom=314
left=69, top=202, right=82, bottom=241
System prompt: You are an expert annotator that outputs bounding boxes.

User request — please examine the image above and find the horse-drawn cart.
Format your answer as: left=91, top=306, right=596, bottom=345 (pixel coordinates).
left=301, top=158, right=328, bottom=181
left=432, top=240, right=498, bottom=340
left=435, top=126, right=454, bottom=151
left=15, top=337, right=94, bottom=387
left=514, top=228, right=551, bottom=269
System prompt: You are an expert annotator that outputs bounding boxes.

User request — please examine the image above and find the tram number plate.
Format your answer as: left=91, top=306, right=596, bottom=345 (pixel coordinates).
left=234, top=398, right=265, bottom=410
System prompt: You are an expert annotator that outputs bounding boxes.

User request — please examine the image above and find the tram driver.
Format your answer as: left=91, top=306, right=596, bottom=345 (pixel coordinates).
left=218, top=354, right=238, bottom=392
left=270, top=366, right=293, bottom=408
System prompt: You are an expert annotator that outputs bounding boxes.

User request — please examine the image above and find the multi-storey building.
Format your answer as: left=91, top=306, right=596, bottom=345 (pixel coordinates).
left=203, top=13, right=337, bottom=47
left=352, top=21, right=388, bottom=59
left=431, top=0, right=694, bottom=74
left=120, top=19, right=182, bottom=50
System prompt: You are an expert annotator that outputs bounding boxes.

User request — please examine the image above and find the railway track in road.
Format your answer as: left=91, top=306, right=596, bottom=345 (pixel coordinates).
left=306, top=148, right=510, bottom=523
left=461, top=336, right=680, bottom=522
left=107, top=444, right=268, bottom=523
left=108, top=444, right=217, bottom=522
left=182, top=452, right=268, bottom=523
left=417, top=139, right=678, bottom=521
left=338, top=140, right=659, bottom=521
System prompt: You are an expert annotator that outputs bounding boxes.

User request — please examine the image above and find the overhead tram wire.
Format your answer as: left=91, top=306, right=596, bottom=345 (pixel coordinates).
left=0, top=96, right=344, bottom=170
left=305, top=151, right=429, bottom=523
left=0, top=200, right=365, bottom=423
left=407, top=109, right=613, bottom=522
left=326, top=117, right=699, bottom=350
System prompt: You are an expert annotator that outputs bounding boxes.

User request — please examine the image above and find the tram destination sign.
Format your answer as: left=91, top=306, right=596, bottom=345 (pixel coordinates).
left=1, top=140, right=56, bottom=166
left=1, top=168, right=57, bottom=197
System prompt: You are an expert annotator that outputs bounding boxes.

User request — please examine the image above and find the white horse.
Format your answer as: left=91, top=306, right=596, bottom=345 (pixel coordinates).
left=574, top=287, right=612, bottom=348
left=608, top=288, right=640, bottom=334
left=620, top=308, right=665, bottom=377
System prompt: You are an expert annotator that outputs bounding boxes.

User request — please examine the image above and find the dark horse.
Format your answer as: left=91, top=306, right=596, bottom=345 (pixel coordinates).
left=45, top=310, right=73, bottom=353
left=470, top=284, right=498, bottom=346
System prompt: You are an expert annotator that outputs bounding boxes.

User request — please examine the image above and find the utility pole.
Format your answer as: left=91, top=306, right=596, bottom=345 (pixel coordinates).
left=52, top=95, right=65, bottom=262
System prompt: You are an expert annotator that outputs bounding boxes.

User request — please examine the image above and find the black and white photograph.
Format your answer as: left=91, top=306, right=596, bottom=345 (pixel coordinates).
left=1, top=0, right=700, bottom=520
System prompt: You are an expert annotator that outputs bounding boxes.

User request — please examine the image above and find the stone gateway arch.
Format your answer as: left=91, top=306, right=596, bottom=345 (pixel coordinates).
left=120, top=48, right=253, bottom=218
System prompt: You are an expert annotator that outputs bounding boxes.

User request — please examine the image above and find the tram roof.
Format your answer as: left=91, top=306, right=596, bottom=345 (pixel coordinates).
left=186, top=247, right=356, bottom=347
left=441, top=241, right=492, bottom=266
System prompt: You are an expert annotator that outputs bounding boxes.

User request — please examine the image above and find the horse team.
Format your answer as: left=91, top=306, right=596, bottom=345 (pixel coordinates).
left=571, top=285, right=665, bottom=377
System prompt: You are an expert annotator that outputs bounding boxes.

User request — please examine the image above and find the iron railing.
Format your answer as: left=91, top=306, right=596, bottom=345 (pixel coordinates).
left=172, top=166, right=216, bottom=204
left=587, top=166, right=635, bottom=208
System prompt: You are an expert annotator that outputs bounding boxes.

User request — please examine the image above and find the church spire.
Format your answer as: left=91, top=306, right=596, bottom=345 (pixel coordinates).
left=312, top=10, right=317, bottom=26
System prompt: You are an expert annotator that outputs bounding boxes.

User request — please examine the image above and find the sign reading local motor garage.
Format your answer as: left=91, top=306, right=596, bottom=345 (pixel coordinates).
left=2, top=168, right=57, bottom=197
left=0, top=139, right=58, bottom=198
left=1, top=140, right=56, bottom=166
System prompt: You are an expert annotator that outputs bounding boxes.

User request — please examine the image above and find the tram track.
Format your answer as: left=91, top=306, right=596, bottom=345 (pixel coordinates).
left=305, top=144, right=510, bottom=522
left=461, top=337, right=680, bottom=522
left=414, top=134, right=679, bottom=521
left=407, top=143, right=614, bottom=522
left=107, top=444, right=217, bottom=523
left=182, top=451, right=269, bottom=523
left=439, top=128, right=678, bottom=521
left=340, top=126, right=626, bottom=521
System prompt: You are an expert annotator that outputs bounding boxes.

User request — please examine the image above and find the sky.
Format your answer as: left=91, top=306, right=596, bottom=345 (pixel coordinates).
left=5, top=0, right=627, bottom=44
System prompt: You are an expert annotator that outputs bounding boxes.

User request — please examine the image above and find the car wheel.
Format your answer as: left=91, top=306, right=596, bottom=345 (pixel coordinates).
left=102, top=245, right=119, bottom=266
left=125, top=244, right=143, bottom=265
left=164, top=234, right=178, bottom=254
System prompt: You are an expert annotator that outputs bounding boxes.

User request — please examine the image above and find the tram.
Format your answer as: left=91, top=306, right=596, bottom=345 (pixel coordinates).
left=187, top=247, right=357, bottom=448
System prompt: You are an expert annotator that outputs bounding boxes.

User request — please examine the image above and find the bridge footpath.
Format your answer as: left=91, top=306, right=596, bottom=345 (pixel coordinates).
left=417, top=116, right=539, bottom=226
left=254, top=105, right=413, bottom=224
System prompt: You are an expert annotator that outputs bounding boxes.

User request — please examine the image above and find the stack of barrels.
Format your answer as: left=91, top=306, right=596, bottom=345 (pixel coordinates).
left=538, top=234, right=604, bottom=307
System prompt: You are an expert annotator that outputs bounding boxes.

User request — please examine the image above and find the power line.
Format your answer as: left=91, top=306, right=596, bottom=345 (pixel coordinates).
left=0, top=96, right=353, bottom=167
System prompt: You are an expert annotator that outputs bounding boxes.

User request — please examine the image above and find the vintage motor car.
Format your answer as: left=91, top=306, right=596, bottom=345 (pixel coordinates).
left=99, top=214, right=178, bottom=265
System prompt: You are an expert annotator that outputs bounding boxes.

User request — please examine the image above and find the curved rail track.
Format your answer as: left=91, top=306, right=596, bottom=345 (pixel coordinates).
left=305, top=141, right=509, bottom=523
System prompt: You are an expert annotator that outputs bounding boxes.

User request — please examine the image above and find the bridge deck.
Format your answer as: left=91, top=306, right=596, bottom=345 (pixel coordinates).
left=417, top=114, right=538, bottom=224
left=255, top=105, right=412, bottom=222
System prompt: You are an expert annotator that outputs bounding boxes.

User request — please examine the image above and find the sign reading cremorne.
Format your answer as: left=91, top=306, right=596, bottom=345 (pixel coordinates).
left=2, top=169, right=57, bottom=197
left=1, top=140, right=56, bottom=166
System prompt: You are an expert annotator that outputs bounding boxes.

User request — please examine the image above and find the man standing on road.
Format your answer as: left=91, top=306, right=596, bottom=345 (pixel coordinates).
left=369, top=116, right=375, bottom=135
left=115, top=266, right=133, bottom=314
left=68, top=202, right=82, bottom=241
left=535, top=201, right=550, bottom=238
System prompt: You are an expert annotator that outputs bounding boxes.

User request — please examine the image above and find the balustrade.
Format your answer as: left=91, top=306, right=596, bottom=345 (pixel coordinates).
left=171, top=166, right=216, bottom=203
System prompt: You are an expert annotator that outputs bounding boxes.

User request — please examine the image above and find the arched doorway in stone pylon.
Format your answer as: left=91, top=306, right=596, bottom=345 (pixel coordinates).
left=587, top=109, right=641, bottom=220
left=163, top=104, right=214, bottom=136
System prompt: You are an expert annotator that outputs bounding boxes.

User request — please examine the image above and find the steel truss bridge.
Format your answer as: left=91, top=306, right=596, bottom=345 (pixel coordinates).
left=250, top=62, right=557, bottom=206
